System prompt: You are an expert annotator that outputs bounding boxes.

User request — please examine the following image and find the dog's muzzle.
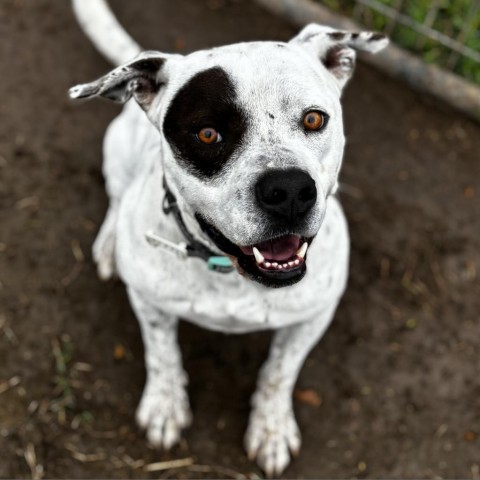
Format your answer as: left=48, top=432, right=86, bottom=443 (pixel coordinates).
left=194, top=168, right=318, bottom=287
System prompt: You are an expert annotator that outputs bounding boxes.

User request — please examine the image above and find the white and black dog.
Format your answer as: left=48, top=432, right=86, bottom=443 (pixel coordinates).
left=69, top=0, right=387, bottom=475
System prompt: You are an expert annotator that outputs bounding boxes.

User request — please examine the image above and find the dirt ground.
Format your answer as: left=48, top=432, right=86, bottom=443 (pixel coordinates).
left=1, top=0, right=479, bottom=478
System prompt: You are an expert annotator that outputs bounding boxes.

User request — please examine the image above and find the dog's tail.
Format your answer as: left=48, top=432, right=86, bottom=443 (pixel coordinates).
left=72, top=0, right=142, bottom=66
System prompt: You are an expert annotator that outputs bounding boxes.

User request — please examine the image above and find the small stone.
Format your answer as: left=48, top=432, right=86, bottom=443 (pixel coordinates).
left=464, top=431, right=476, bottom=442
left=113, top=344, right=126, bottom=361
left=464, top=186, right=475, bottom=199
left=294, top=388, right=322, bottom=407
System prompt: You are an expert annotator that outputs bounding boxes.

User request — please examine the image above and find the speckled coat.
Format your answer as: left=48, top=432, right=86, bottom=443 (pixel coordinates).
left=70, top=5, right=388, bottom=474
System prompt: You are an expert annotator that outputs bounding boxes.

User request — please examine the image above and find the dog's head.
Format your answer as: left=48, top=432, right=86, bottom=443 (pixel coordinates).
left=70, top=24, right=388, bottom=287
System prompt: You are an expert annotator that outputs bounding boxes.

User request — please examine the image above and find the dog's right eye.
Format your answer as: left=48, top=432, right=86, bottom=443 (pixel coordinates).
left=197, top=127, right=222, bottom=145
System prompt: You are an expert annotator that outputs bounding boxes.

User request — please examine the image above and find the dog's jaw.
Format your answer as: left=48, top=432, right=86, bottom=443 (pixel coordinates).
left=195, top=214, right=314, bottom=287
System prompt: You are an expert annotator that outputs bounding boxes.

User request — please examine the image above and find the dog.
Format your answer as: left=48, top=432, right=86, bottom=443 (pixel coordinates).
left=69, top=0, right=387, bottom=475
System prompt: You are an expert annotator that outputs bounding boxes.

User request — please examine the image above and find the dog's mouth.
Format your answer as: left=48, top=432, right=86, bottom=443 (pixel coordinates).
left=195, top=215, right=312, bottom=288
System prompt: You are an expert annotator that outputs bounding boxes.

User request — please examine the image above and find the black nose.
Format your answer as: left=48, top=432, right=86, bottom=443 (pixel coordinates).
left=255, top=168, right=317, bottom=223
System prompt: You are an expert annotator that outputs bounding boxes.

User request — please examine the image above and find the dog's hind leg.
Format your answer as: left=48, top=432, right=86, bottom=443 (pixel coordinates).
left=245, top=305, right=337, bottom=477
left=127, top=288, right=192, bottom=449
left=92, top=103, right=147, bottom=281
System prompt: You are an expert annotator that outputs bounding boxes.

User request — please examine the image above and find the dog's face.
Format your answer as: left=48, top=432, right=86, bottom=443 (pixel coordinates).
left=70, top=24, right=387, bottom=287
left=159, top=43, right=344, bottom=288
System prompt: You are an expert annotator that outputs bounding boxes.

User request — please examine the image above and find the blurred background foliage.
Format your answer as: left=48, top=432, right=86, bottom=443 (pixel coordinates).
left=318, top=0, right=480, bottom=84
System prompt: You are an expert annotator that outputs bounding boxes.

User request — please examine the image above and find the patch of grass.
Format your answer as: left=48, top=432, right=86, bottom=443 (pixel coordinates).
left=317, top=0, right=480, bottom=84
left=51, top=336, right=75, bottom=424
left=50, top=337, right=96, bottom=428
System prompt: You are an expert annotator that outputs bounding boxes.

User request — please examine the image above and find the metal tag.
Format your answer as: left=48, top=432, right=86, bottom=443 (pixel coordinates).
left=207, top=256, right=234, bottom=273
left=145, top=231, right=188, bottom=259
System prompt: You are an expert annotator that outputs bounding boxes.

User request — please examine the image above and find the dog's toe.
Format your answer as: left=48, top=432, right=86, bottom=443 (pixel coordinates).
left=136, top=387, right=192, bottom=449
left=245, top=407, right=301, bottom=477
left=145, top=414, right=182, bottom=449
left=259, top=437, right=290, bottom=478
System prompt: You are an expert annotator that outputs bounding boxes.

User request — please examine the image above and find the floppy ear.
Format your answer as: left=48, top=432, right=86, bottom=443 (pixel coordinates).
left=69, top=51, right=173, bottom=110
left=290, top=24, right=388, bottom=89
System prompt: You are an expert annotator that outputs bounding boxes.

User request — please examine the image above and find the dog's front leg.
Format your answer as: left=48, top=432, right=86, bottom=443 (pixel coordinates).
left=245, top=306, right=336, bottom=476
left=127, top=288, right=192, bottom=449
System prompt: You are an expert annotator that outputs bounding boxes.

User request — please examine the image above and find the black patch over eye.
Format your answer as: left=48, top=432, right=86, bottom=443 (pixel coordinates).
left=163, top=67, right=248, bottom=178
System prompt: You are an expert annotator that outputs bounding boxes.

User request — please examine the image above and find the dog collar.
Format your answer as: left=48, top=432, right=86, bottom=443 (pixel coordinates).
left=145, top=179, right=234, bottom=274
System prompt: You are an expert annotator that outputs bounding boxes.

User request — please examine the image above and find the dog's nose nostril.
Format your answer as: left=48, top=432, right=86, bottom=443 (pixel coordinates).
left=255, top=168, right=317, bottom=223
left=263, top=188, right=288, bottom=206
left=299, top=185, right=316, bottom=202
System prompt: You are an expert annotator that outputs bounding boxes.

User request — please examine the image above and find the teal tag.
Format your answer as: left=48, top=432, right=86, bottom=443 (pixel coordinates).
left=207, top=256, right=234, bottom=273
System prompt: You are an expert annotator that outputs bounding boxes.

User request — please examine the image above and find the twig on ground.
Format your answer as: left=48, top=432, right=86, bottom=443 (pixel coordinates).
left=0, top=376, right=21, bottom=394
left=15, top=195, right=39, bottom=211
left=65, top=443, right=107, bottom=463
left=122, top=455, right=146, bottom=469
left=0, top=314, right=18, bottom=345
left=24, top=443, right=44, bottom=480
left=144, top=457, right=195, bottom=472
left=70, top=239, right=85, bottom=262
left=61, top=262, right=84, bottom=286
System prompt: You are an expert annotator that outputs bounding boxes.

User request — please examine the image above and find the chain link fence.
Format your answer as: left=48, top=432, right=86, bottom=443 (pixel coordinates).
left=321, top=0, right=480, bottom=84
left=257, top=0, right=480, bottom=120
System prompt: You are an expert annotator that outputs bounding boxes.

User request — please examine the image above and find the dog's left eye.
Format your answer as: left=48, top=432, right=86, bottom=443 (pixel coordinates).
left=196, top=127, right=222, bottom=145
left=303, top=111, right=325, bottom=131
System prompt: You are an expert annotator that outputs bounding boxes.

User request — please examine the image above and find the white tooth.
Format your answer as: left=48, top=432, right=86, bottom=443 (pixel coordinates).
left=272, top=262, right=278, bottom=267
left=278, top=265, right=283, bottom=269
left=253, top=247, right=265, bottom=264
left=265, top=262, right=271, bottom=268
left=288, top=261, right=294, bottom=266
left=296, top=242, right=308, bottom=259
left=283, top=263, right=288, bottom=268
left=294, top=259, right=300, bottom=265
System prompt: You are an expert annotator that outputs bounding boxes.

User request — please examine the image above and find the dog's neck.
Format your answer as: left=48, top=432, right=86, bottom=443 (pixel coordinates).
left=145, top=178, right=234, bottom=274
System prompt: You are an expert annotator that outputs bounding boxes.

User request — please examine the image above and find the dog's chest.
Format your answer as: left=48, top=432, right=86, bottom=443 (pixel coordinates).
left=117, top=240, right=316, bottom=332
left=123, top=257, right=340, bottom=333
left=115, top=181, right=349, bottom=333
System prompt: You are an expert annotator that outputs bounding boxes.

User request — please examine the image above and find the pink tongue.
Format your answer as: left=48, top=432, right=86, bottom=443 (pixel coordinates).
left=241, top=235, right=301, bottom=261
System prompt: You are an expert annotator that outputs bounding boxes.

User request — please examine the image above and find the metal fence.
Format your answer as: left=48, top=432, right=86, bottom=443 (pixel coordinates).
left=326, top=0, right=480, bottom=84
left=257, top=0, right=480, bottom=120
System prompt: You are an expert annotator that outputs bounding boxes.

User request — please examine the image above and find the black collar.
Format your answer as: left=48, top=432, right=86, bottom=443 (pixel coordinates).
left=162, top=178, right=234, bottom=274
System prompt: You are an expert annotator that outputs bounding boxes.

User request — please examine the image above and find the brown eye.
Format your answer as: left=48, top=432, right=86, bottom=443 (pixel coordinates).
left=303, top=111, right=325, bottom=131
left=197, top=127, right=222, bottom=144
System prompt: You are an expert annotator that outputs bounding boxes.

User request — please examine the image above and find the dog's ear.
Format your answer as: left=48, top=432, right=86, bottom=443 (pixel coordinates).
left=290, top=24, right=388, bottom=88
left=69, top=51, right=174, bottom=110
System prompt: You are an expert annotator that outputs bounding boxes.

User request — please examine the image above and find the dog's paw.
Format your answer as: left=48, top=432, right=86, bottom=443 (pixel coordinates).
left=244, top=405, right=301, bottom=477
left=136, top=383, right=192, bottom=449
